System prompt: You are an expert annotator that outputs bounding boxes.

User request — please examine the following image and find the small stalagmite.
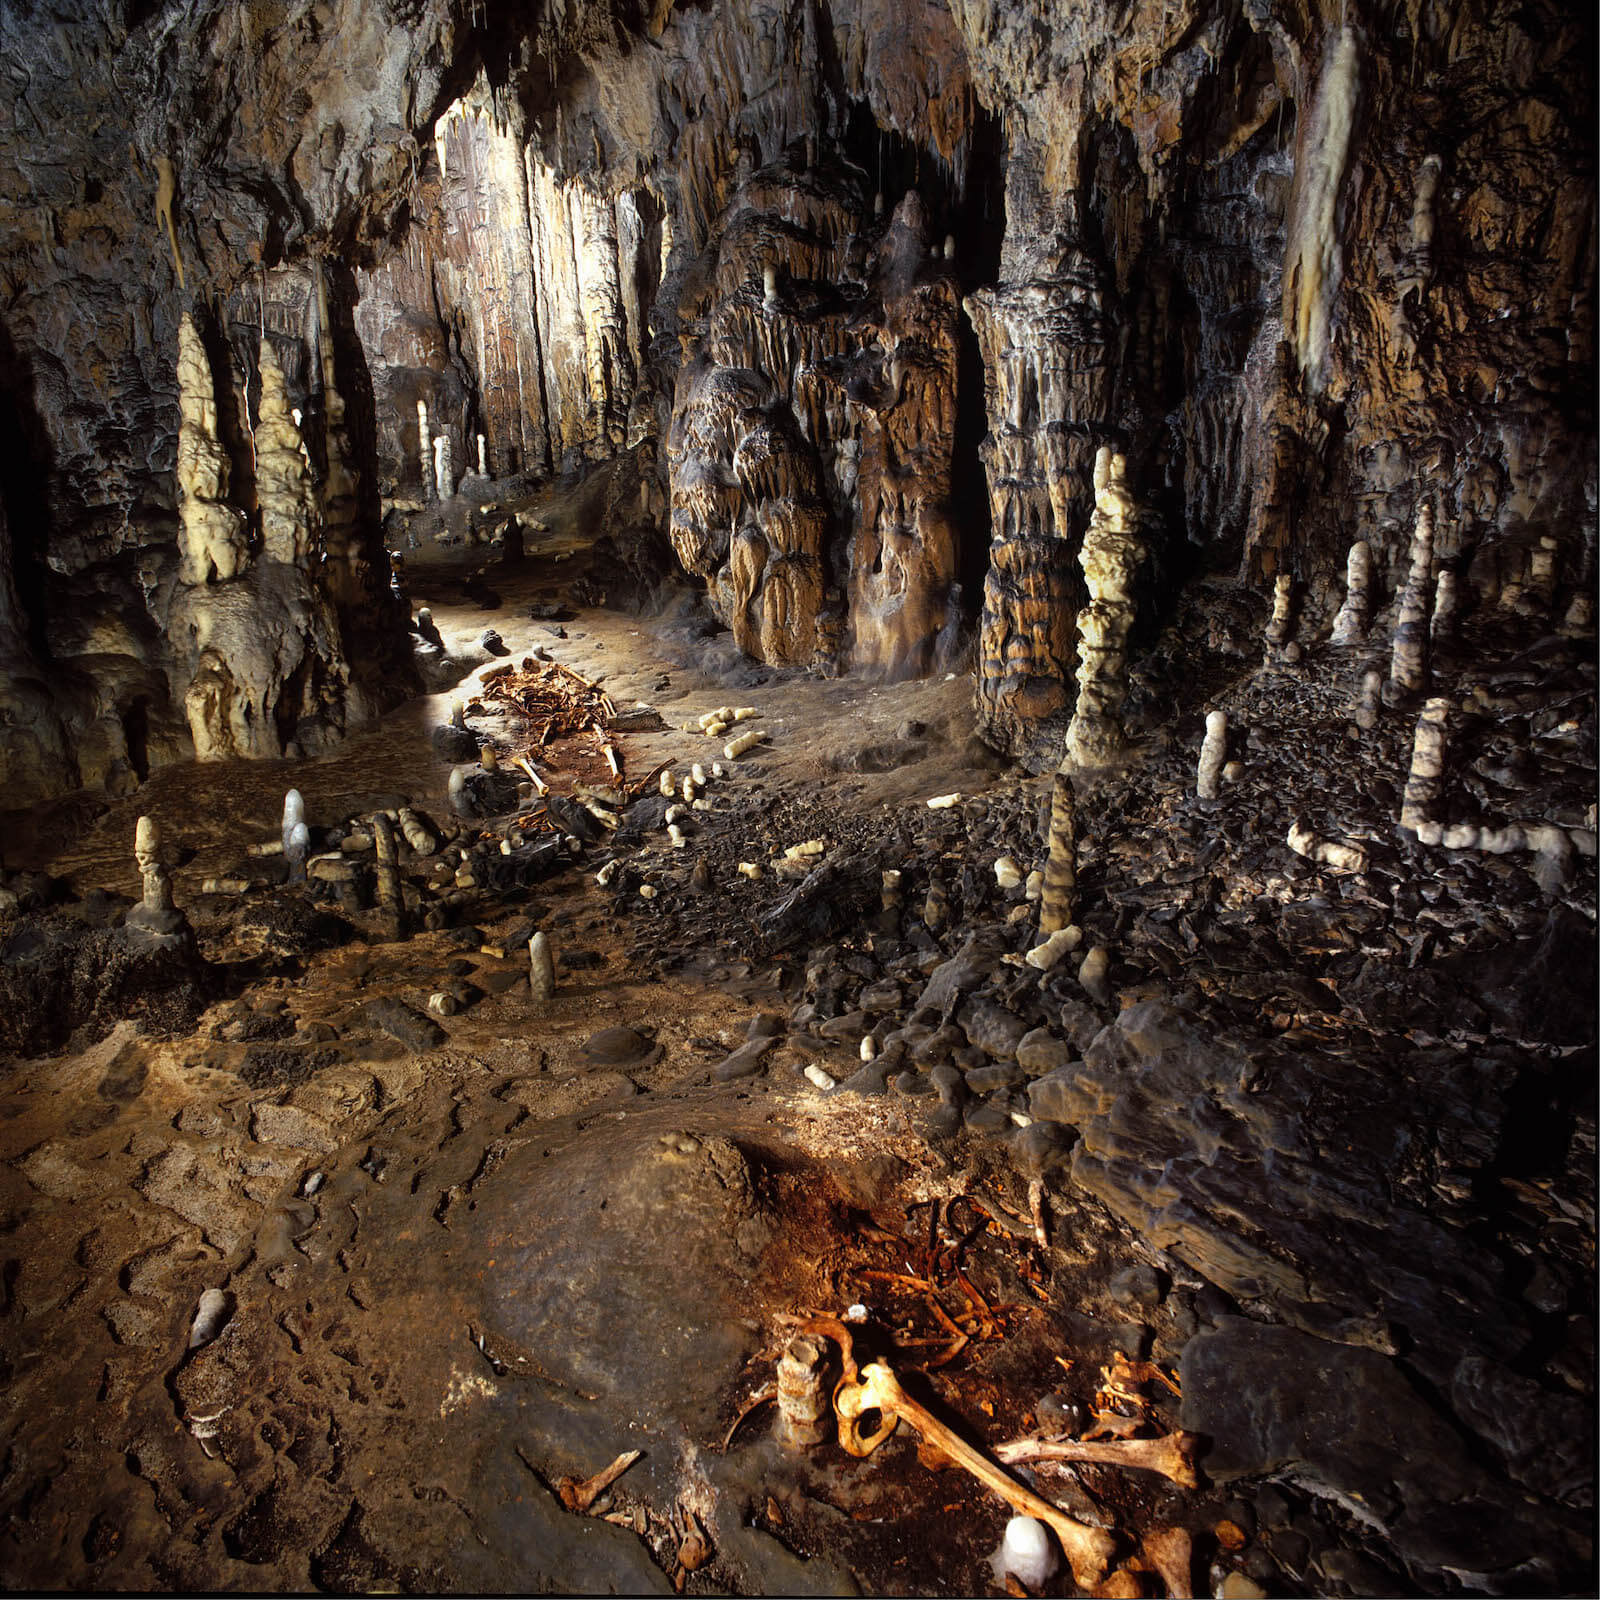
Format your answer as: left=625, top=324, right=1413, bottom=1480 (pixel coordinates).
left=418, top=400, right=434, bottom=498
left=1064, top=448, right=1148, bottom=768
left=1400, top=696, right=1451, bottom=834
left=1264, top=573, right=1294, bottom=649
left=1329, top=540, right=1372, bottom=644
left=1038, top=767, right=1078, bottom=935
left=1386, top=503, right=1434, bottom=700
left=1196, top=710, right=1228, bottom=800
left=126, top=814, right=187, bottom=938
left=282, top=789, right=306, bottom=855
left=1287, top=819, right=1368, bottom=873
left=372, top=813, right=405, bottom=936
left=1355, top=669, right=1383, bottom=730
left=434, top=434, right=454, bottom=500
left=528, top=931, right=556, bottom=1006
left=1431, top=568, right=1458, bottom=644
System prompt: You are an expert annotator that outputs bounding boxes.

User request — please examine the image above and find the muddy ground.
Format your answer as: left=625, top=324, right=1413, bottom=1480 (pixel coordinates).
left=0, top=476, right=1593, bottom=1597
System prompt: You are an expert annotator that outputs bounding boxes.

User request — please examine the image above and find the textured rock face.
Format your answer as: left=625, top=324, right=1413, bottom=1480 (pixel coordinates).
left=0, top=0, right=1592, bottom=797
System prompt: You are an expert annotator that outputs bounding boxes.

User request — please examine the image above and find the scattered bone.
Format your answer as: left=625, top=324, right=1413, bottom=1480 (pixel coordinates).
left=668, top=824, right=687, bottom=848
left=832, top=1359, right=1114, bottom=1588
left=804, top=1065, right=836, bottom=1091
left=1078, top=944, right=1111, bottom=1002
left=994, top=855, right=1023, bottom=889
left=724, top=728, right=766, bottom=760
left=513, top=756, right=548, bottom=797
left=1329, top=540, right=1372, bottom=643
left=596, top=859, right=620, bottom=887
left=1196, top=711, right=1228, bottom=801
left=926, top=792, right=961, bottom=810
left=638, top=883, right=657, bottom=900
left=784, top=839, right=825, bottom=859
left=246, top=839, right=284, bottom=857
left=372, top=813, right=405, bottom=931
left=528, top=932, right=555, bottom=1006
left=1024, top=869, right=1043, bottom=901
left=427, top=992, right=458, bottom=1018
left=690, top=762, right=707, bottom=787
left=1286, top=820, right=1368, bottom=874
left=1141, top=1526, right=1195, bottom=1599
left=659, top=769, right=676, bottom=797
left=775, top=1334, right=831, bottom=1450
left=737, top=862, right=762, bottom=880
left=1386, top=503, right=1434, bottom=699
left=188, top=1287, right=232, bottom=1349
left=1399, top=695, right=1451, bottom=832
left=556, top=1449, right=642, bottom=1513
left=698, top=706, right=735, bottom=731
left=993, top=1430, right=1200, bottom=1489
left=1038, top=769, right=1077, bottom=933
left=859, top=1036, right=877, bottom=1062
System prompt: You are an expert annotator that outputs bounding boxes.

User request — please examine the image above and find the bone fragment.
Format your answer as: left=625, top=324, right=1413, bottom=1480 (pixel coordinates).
left=833, top=1361, right=1114, bottom=1588
left=1329, top=540, right=1372, bottom=643
left=785, top=839, right=825, bottom=859
left=639, top=883, right=657, bottom=900
left=1078, top=944, right=1111, bottom=1002
left=659, top=769, right=675, bottom=797
left=1196, top=711, right=1228, bottom=801
left=804, top=1065, right=836, bottom=1091
left=994, top=855, right=1023, bottom=889
left=860, top=1036, right=877, bottom=1062
left=603, top=745, right=622, bottom=780
left=724, top=729, right=766, bottom=760
left=556, top=1449, right=642, bottom=1513
left=1400, top=696, right=1451, bottom=832
left=926, top=792, right=961, bottom=809
left=668, top=824, right=687, bottom=848
left=528, top=932, right=555, bottom=1005
left=427, top=992, right=457, bottom=1017
left=1024, top=869, right=1043, bottom=900
left=398, top=806, right=439, bottom=854
left=510, top=756, right=547, bottom=797
left=1141, top=1525, right=1195, bottom=1599
left=1038, top=768, right=1077, bottom=933
left=737, top=862, right=762, bottom=879
left=596, top=859, right=619, bottom=887
left=698, top=707, right=735, bottom=730
left=1286, top=820, right=1368, bottom=874
left=691, top=762, right=707, bottom=787
left=993, top=1430, right=1200, bottom=1490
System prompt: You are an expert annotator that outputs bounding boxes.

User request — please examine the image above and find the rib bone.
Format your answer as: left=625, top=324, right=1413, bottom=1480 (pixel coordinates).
left=993, top=1429, right=1200, bottom=1490
left=833, top=1360, right=1115, bottom=1587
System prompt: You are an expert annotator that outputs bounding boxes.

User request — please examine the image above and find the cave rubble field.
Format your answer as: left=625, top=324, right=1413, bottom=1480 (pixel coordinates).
left=0, top=481, right=1595, bottom=1598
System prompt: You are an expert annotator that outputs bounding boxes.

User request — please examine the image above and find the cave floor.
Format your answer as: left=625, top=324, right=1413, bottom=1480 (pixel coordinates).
left=0, top=484, right=1595, bottom=1597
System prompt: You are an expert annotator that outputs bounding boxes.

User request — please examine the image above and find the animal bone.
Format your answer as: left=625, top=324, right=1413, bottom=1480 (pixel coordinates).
left=513, top=756, right=547, bottom=796
left=833, top=1361, right=1115, bottom=1588
left=724, top=728, right=766, bottom=759
left=188, top=1287, right=230, bottom=1349
left=528, top=931, right=555, bottom=1005
left=993, top=1429, right=1200, bottom=1490
left=1026, top=926, right=1082, bottom=970
left=926, top=792, right=961, bottom=809
left=994, top=855, right=1023, bottom=889
left=557, top=1449, right=642, bottom=1513
left=1141, top=1525, right=1195, bottom=1599
left=775, top=1334, right=831, bottom=1449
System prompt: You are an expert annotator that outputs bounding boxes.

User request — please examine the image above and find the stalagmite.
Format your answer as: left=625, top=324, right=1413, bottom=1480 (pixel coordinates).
left=285, top=822, right=310, bottom=884
left=1038, top=769, right=1078, bottom=935
left=1264, top=574, right=1294, bottom=649
left=175, top=314, right=249, bottom=585
left=434, top=434, right=454, bottom=500
left=1330, top=542, right=1372, bottom=643
left=528, top=931, right=555, bottom=1005
left=1431, top=569, right=1458, bottom=643
left=1355, top=669, right=1383, bottom=730
left=762, top=263, right=778, bottom=311
left=477, top=433, right=487, bottom=476
left=282, top=790, right=306, bottom=855
left=1400, top=696, right=1451, bottom=833
left=1196, top=711, right=1228, bottom=800
left=130, top=815, right=176, bottom=922
left=418, top=400, right=434, bottom=498
left=1065, top=449, right=1148, bottom=768
left=1386, top=504, right=1434, bottom=700
left=256, top=340, right=315, bottom=566
left=372, top=813, right=404, bottom=935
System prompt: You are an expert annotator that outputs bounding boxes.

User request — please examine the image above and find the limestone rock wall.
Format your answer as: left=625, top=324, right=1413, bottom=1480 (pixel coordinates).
left=0, top=0, right=1591, bottom=799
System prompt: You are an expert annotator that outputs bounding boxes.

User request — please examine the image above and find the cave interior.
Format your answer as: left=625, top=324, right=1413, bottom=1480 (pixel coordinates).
left=0, top=0, right=1595, bottom=1595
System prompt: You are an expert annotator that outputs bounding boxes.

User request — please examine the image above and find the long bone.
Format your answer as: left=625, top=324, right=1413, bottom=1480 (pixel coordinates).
left=832, top=1360, right=1115, bottom=1587
left=992, top=1429, right=1200, bottom=1489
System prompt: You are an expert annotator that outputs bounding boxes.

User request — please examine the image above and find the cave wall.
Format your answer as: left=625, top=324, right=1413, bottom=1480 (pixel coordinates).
left=0, top=0, right=1592, bottom=803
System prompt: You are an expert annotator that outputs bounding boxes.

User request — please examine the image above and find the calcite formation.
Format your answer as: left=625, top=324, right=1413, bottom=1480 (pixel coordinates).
left=256, top=339, right=316, bottom=568
left=175, top=313, right=249, bottom=586
left=1064, top=448, right=1149, bottom=769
